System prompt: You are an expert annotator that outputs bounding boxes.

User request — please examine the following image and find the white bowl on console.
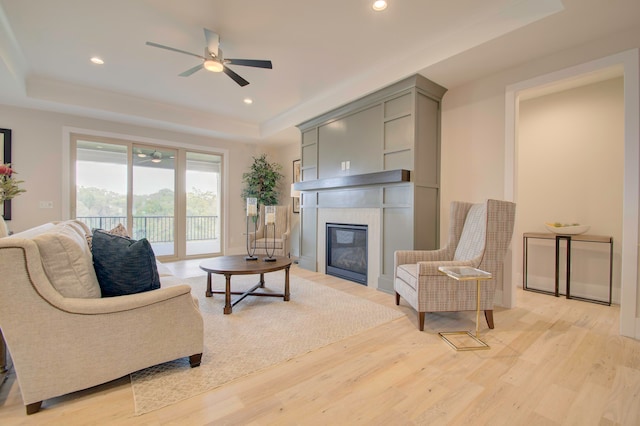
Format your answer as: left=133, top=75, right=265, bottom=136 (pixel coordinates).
left=544, top=224, right=590, bottom=235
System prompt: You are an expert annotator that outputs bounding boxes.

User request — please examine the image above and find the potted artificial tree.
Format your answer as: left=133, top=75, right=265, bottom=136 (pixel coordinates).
left=241, top=154, right=284, bottom=260
left=241, top=154, right=284, bottom=208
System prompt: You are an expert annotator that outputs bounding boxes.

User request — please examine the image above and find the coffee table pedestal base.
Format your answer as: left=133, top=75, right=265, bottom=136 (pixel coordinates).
left=202, top=257, right=291, bottom=314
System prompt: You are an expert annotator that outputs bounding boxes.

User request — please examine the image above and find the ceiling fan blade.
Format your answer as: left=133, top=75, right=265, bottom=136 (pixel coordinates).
left=146, top=41, right=205, bottom=60
left=223, top=66, right=249, bottom=87
left=203, top=28, right=219, bottom=57
left=179, top=63, right=204, bottom=77
left=226, top=59, right=273, bottom=69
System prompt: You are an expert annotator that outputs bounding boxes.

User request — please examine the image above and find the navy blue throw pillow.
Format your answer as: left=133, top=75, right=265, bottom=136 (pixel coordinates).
left=91, top=230, right=161, bottom=297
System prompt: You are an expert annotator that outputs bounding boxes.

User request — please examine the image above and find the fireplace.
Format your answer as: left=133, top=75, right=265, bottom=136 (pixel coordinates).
left=326, top=223, right=368, bottom=285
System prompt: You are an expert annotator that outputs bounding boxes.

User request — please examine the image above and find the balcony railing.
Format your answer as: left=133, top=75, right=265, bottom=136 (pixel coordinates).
left=78, top=216, right=219, bottom=243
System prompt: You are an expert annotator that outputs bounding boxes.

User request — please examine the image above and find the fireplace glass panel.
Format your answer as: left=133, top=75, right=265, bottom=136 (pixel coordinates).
left=326, top=223, right=368, bottom=285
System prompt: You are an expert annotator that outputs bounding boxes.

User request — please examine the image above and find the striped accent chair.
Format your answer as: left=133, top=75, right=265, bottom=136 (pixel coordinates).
left=394, top=199, right=516, bottom=331
left=249, top=205, right=291, bottom=258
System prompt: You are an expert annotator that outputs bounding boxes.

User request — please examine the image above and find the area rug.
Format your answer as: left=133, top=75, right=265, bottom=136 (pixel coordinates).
left=130, top=271, right=404, bottom=415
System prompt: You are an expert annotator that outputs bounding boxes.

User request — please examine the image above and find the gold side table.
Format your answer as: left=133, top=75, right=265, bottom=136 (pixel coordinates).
left=437, top=266, right=492, bottom=351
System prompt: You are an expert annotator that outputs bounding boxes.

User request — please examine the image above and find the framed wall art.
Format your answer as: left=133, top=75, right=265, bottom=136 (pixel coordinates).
left=292, top=159, right=301, bottom=214
left=1, top=128, right=12, bottom=220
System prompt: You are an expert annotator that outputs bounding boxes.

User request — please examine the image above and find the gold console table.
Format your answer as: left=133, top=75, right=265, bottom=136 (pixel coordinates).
left=523, top=232, right=613, bottom=306
left=438, top=266, right=492, bottom=351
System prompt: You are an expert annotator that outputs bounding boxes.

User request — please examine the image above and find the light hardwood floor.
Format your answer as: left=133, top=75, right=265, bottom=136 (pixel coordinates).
left=1, top=261, right=639, bottom=425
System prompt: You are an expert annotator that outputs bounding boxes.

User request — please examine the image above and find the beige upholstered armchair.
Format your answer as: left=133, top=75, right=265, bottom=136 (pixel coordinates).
left=0, top=221, right=204, bottom=414
left=394, top=199, right=516, bottom=331
left=249, top=205, right=291, bottom=258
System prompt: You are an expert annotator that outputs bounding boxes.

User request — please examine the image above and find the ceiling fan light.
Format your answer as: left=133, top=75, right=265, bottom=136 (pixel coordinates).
left=151, top=158, right=162, bottom=163
left=204, top=59, right=224, bottom=72
left=372, top=0, right=387, bottom=11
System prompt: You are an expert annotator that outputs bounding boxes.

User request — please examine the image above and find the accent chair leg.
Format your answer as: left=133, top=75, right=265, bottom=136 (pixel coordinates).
left=484, top=310, right=494, bottom=329
left=395, top=292, right=400, bottom=305
left=418, top=312, right=425, bottom=331
left=26, top=401, right=42, bottom=415
left=189, top=353, right=203, bottom=368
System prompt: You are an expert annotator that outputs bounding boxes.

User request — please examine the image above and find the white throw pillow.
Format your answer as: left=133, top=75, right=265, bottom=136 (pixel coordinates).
left=33, top=222, right=102, bottom=298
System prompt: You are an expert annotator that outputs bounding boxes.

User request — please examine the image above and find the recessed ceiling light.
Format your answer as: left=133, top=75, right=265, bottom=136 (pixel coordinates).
left=244, top=98, right=253, bottom=105
left=372, top=0, right=387, bottom=11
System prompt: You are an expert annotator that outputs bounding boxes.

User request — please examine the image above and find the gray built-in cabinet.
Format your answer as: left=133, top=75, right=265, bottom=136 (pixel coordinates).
left=295, top=74, right=447, bottom=293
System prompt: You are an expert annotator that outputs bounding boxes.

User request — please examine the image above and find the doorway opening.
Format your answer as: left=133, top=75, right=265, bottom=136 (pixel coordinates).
left=505, top=49, right=639, bottom=337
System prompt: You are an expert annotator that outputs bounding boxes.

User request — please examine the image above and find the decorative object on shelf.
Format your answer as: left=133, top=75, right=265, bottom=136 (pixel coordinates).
left=292, top=159, right=301, bottom=214
left=241, top=154, right=283, bottom=208
left=544, top=222, right=590, bottom=235
left=264, top=205, right=277, bottom=261
left=245, top=198, right=258, bottom=261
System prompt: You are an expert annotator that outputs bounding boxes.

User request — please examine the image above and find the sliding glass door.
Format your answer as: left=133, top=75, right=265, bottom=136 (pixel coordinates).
left=132, top=146, right=176, bottom=256
left=72, top=135, right=223, bottom=259
left=186, top=151, right=221, bottom=256
left=75, top=140, right=128, bottom=229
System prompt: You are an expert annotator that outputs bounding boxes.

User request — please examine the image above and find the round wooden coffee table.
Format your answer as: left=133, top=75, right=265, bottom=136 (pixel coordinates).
left=199, top=255, right=292, bottom=314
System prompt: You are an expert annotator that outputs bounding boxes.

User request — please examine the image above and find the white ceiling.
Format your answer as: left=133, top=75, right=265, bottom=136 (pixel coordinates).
left=0, top=0, right=638, bottom=144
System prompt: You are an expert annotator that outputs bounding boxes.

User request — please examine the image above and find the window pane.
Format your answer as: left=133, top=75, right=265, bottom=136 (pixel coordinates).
left=186, top=151, right=221, bottom=256
left=75, top=140, right=127, bottom=230
left=133, top=146, right=176, bottom=256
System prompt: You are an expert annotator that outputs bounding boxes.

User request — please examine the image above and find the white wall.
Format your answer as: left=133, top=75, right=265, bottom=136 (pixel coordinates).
left=518, top=77, right=624, bottom=302
left=0, top=104, right=261, bottom=254
left=440, top=26, right=640, bottom=227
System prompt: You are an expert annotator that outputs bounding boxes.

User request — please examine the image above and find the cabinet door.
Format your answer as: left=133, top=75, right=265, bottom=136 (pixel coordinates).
left=301, top=129, right=318, bottom=182
left=318, top=105, right=382, bottom=178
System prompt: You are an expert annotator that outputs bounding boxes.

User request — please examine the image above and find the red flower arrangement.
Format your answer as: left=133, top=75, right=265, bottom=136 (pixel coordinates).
left=0, top=163, right=26, bottom=202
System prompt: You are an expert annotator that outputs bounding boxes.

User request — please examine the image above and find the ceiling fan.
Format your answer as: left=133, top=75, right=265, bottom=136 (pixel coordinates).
left=146, top=28, right=272, bottom=87
left=135, top=150, right=164, bottom=164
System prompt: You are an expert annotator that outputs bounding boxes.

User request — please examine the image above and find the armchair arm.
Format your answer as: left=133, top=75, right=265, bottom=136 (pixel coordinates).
left=52, top=285, right=196, bottom=315
left=395, top=247, right=450, bottom=266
